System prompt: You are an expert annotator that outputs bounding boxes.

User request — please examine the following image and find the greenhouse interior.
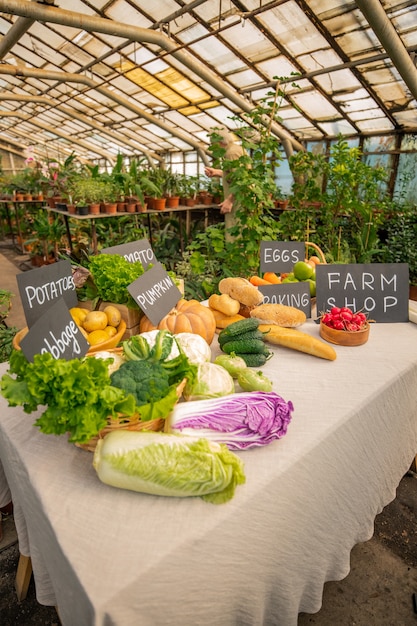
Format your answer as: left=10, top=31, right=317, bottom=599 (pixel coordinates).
left=0, top=2, right=417, bottom=626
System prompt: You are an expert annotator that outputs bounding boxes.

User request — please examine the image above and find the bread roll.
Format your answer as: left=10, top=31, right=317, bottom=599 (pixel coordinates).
left=250, top=303, right=306, bottom=327
left=218, top=277, right=263, bottom=307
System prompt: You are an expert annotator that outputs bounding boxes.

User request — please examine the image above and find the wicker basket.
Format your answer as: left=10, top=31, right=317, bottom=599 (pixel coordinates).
left=305, top=241, right=327, bottom=264
left=74, top=414, right=165, bottom=452
left=75, top=377, right=187, bottom=452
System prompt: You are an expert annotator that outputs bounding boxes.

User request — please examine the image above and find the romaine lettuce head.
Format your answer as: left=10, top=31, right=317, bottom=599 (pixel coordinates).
left=93, top=430, right=245, bottom=504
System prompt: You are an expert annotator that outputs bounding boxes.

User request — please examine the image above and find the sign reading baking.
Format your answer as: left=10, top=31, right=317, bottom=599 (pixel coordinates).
left=100, top=239, right=156, bottom=269
left=128, top=262, right=182, bottom=326
left=315, top=263, right=409, bottom=322
left=258, top=282, right=312, bottom=318
left=260, top=241, right=305, bottom=273
left=16, top=259, right=78, bottom=328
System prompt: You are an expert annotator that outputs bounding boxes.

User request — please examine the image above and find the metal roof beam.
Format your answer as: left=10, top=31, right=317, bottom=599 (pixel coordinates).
left=355, top=0, right=417, bottom=102
left=0, top=110, right=115, bottom=164
left=0, top=0, right=304, bottom=155
left=0, top=94, right=162, bottom=166
left=0, top=64, right=211, bottom=164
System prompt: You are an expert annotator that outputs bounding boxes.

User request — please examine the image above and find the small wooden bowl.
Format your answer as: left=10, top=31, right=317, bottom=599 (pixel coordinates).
left=319, top=320, right=370, bottom=346
left=12, top=319, right=127, bottom=353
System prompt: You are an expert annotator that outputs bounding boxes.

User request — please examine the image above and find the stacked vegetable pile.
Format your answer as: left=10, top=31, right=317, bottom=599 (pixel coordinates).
left=0, top=325, right=296, bottom=504
left=217, top=318, right=272, bottom=367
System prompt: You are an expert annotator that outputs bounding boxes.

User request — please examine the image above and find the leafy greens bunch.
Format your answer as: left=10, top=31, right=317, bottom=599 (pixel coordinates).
left=78, top=253, right=145, bottom=308
left=1, top=350, right=136, bottom=444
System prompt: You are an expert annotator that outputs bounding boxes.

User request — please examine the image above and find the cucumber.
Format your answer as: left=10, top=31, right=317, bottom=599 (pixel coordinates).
left=218, top=318, right=259, bottom=341
left=222, top=338, right=267, bottom=355
left=238, top=353, right=269, bottom=367
left=218, top=328, right=266, bottom=347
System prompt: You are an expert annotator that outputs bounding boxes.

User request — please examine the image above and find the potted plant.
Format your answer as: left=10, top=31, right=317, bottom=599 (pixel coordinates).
left=163, top=171, right=181, bottom=208
left=24, top=212, right=65, bottom=265
left=70, top=177, right=106, bottom=214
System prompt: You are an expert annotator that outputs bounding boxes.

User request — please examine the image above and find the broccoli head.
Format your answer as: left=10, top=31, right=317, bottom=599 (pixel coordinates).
left=110, top=360, right=170, bottom=407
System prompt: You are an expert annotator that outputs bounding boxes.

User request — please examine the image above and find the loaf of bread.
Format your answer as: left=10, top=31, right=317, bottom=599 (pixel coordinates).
left=218, top=277, right=263, bottom=307
left=208, top=293, right=241, bottom=316
left=250, top=303, right=306, bottom=328
left=259, top=325, right=337, bottom=361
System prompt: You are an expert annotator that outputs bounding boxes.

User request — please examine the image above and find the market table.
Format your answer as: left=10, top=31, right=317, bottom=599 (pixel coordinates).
left=1, top=318, right=417, bottom=626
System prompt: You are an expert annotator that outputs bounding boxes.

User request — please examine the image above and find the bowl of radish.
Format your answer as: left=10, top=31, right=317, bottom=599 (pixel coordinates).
left=319, top=307, right=370, bottom=346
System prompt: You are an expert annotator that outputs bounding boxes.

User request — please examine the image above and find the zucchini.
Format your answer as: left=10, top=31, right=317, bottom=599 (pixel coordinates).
left=238, top=353, right=269, bottom=367
left=222, top=338, right=267, bottom=355
left=218, top=328, right=266, bottom=347
left=218, top=318, right=259, bottom=341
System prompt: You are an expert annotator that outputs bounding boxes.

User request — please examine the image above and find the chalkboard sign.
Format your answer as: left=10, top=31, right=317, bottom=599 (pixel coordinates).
left=19, top=298, right=89, bottom=362
left=100, top=239, right=156, bottom=270
left=258, top=282, right=312, bottom=318
left=315, top=263, right=409, bottom=322
left=16, top=259, right=78, bottom=328
left=260, top=241, right=304, bottom=273
left=128, top=262, right=182, bottom=326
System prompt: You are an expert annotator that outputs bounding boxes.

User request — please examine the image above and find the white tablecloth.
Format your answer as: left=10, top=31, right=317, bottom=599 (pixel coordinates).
left=1, top=319, right=417, bottom=626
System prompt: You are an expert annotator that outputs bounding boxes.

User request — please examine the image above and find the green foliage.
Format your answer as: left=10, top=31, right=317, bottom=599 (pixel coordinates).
left=380, top=205, right=417, bottom=285
left=206, top=81, right=288, bottom=276
left=0, top=290, right=17, bottom=363
left=279, top=137, right=391, bottom=263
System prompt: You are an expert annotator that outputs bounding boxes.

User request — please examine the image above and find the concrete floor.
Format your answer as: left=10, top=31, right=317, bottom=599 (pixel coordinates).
left=0, top=239, right=417, bottom=625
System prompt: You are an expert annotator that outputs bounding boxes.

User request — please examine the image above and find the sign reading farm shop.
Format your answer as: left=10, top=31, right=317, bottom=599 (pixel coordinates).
left=16, top=259, right=77, bottom=328
left=315, top=263, right=409, bottom=322
left=100, top=239, right=156, bottom=270
left=127, top=262, right=182, bottom=326
left=19, top=298, right=89, bottom=362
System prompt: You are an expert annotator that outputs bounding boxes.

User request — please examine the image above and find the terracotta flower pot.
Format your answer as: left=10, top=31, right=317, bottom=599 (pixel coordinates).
left=154, top=197, right=167, bottom=210
left=126, top=203, right=137, bottom=213
left=89, top=203, right=101, bottom=215
left=117, top=202, right=127, bottom=212
left=166, top=196, right=180, bottom=208
left=105, top=202, right=117, bottom=214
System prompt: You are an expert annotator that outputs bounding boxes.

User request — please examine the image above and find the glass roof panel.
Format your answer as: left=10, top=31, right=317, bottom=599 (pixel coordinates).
left=0, top=0, right=416, bottom=162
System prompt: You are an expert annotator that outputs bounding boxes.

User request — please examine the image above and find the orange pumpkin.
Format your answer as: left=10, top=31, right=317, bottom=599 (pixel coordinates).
left=139, top=299, right=217, bottom=345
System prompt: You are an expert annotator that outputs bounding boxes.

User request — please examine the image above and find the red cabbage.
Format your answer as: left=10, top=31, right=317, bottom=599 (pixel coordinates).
left=166, top=392, right=294, bottom=450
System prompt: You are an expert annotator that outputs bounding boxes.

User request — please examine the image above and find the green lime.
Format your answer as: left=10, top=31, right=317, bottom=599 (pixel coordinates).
left=306, top=278, right=316, bottom=297
left=293, top=261, right=314, bottom=280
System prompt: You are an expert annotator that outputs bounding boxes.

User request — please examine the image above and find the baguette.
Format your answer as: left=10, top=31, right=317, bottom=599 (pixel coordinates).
left=258, top=324, right=337, bottom=361
left=218, top=277, right=263, bottom=307
left=250, top=303, right=306, bottom=328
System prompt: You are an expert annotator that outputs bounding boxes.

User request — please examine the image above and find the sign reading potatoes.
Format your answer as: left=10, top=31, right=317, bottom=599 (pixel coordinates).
left=315, top=263, right=409, bottom=322
left=16, top=259, right=77, bottom=328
